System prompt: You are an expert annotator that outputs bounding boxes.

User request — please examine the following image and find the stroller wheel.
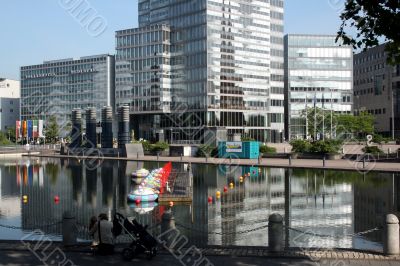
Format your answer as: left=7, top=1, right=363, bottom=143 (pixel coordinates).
left=122, top=247, right=135, bottom=261
left=146, top=247, right=157, bottom=260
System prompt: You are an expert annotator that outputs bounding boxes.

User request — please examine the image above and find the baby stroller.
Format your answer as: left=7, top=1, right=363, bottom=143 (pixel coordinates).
left=113, top=213, right=158, bottom=261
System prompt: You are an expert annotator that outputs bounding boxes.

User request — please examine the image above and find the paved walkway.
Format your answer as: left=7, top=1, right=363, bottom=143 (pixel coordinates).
left=29, top=154, right=400, bottom=173
left=1, top=247, right=399, bottom=266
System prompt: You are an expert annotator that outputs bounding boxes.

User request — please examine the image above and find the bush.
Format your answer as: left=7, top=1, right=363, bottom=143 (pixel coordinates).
left=309, top=140, right=343, bottom=154
left=373, top=134, right=384, bottom=144
left=241, top=136, right=256, bottom=141
left=196, top=145, right=218, bottom=157
left=290, top=139, right=312, bottom=153
left=290, top=139, right=343, bottom=154
left=150, top=142, right=169, bottom=152
left=260, top=145, right=277, bottom=154
left=362, top=145, right=384, bottom=155
left=140, top=140, right=152, bottom=151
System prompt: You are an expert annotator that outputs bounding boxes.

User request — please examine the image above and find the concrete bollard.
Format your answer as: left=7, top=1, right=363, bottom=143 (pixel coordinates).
left=161, top=211, right=176, bottom=247
left=157, top=153, right=159, bottom=161
left=323, top=156, right=326, bottom=167
left=268, top=213, right=284, bottom=252
left=137, top=152, right=139, bottom=159
left=384, top=214, right=399, bottom=256
left=289, top=156, right=292, bottom=166
left=62, top=211, right=77, bottom=246
left=363, top=157, right=366, bottom=169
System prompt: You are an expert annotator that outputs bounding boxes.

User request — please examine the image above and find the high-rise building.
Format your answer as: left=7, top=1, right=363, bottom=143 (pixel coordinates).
left=353, top=44, right=400, bottom=138
left=284, top=34, right=353, bottom=140
left=20, top=55, right=115, bottom=136
left=0, top=78, right=20, bottom=132
left=116, top=0, right=285, bottom=143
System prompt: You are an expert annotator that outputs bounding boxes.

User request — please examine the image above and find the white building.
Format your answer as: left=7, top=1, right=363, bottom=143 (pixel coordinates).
left=0, top=78, right=20, bottom=132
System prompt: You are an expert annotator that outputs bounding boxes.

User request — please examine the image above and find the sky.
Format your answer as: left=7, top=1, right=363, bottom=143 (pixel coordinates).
left=0, top=0, right=346, bottom=80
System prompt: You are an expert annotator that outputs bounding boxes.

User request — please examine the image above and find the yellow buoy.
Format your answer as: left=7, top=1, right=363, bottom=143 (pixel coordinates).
left=216, top=191, right=221, bottom=198
left=239, top=176, right=244, bottom=183
left=22, top=195, right=28, bottom=201
left=229, top=182, right=234, bottom=188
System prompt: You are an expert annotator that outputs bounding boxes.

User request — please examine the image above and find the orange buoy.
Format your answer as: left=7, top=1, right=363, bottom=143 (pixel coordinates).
left=54, top=195, right=60, bottom=203
left=223, top=186, right=228, bottom=192
left=169, top=201, right=174, bottom=207
left=208, top=196, right=213, bottom=203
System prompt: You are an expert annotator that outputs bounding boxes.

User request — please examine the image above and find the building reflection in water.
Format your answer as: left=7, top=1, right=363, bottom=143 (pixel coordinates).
left=0, top=159, right=397, bottom=251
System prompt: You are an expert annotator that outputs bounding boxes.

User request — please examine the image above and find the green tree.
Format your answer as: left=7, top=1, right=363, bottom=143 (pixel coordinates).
left=337, top=0, right=400, bottom=64
left=354, top=112, right=375, bottom=137
left=301, top=107, right=337, bottom=139
left=6, top=127, right=16, bottom=142
left=0, top=132, right=11, bottom=146
left=301, top=108, right=374, bottom=139
left=45, top=116, right=60, bottom=143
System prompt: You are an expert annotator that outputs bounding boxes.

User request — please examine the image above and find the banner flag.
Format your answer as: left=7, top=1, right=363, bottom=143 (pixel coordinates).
left=22, top=121, right=27, bottom=138
left=38, top=120, right=44, bottom=138
left=27, top=120, right=33, bottom=138
left=16, top=120, right=21, bottom=139
left=33, top=120, right=38, bottom=138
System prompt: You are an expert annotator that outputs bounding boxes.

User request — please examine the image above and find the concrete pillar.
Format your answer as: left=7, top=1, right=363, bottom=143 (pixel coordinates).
left=85, top=107, right=97, bottom=148
left=70, top=109, right=82, bottom=148
left=384, top=214, right=399, bottom=256
left=62, top=211, right=77, bottom=246
left=268, top=213, right=283, bottom=252
left=161, top=211, right=176, bottom=247
left=117, top=105, right=130, bottom=148
left=101, top=106, right=113, bottom=148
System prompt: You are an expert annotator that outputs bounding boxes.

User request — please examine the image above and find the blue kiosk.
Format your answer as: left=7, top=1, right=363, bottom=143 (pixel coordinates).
left=218, top=141, right=260, bottom=159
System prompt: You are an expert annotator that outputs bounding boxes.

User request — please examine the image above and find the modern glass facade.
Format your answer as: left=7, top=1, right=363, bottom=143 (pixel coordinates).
left=284, top=34, right=353, bottom=140
left=20, top=55, right=115, bottom=136
left=116, top=0, right=285, bottom=143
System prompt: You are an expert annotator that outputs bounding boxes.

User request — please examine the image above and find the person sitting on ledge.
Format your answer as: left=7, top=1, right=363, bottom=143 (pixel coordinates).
left=89, top=213, right=114, bottom=255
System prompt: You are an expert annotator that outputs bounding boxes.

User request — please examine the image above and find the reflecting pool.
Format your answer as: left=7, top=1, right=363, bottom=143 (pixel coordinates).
left=0, top=158, right=398, bottom=252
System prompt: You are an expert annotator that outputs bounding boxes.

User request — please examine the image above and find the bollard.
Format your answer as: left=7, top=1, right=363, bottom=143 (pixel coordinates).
left=284, top=147, right=286, bottom=154
left=157, top=153, right=159, bottom=161
left=206, top=156, right=208, bottom=163
left=137, top=152, right=139, bottom=159
left=62, top=211, right=77, bottom=246
left=268, top=213, right=283, bottom=252
left=258, top=156, right=261, bottom=164
left=161, top=211, right=176, bottom=247
left=180, top=153, right=183, bottom=161
left=323, top=156, right=326, bottom=167
left=289, top=156, right=292, bottom=166
left=397, top=150, right=399, bottom=159
left=342, top=147, right=345, bottom=154
left=384, top=214, right=399, bottom=256
left=363, top=157, right=366, bottom=169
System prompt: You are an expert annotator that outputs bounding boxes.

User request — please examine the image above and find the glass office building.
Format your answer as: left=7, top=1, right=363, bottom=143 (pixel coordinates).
left=284, top=34, right=353, bottom=140
left=116, top=0, right=285, bottom=143
left=20, top=55, right=115, bottom=136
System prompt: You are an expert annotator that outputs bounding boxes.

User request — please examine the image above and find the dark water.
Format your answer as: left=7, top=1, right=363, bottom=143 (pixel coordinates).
left=0, top=157, right=398, bottom=252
